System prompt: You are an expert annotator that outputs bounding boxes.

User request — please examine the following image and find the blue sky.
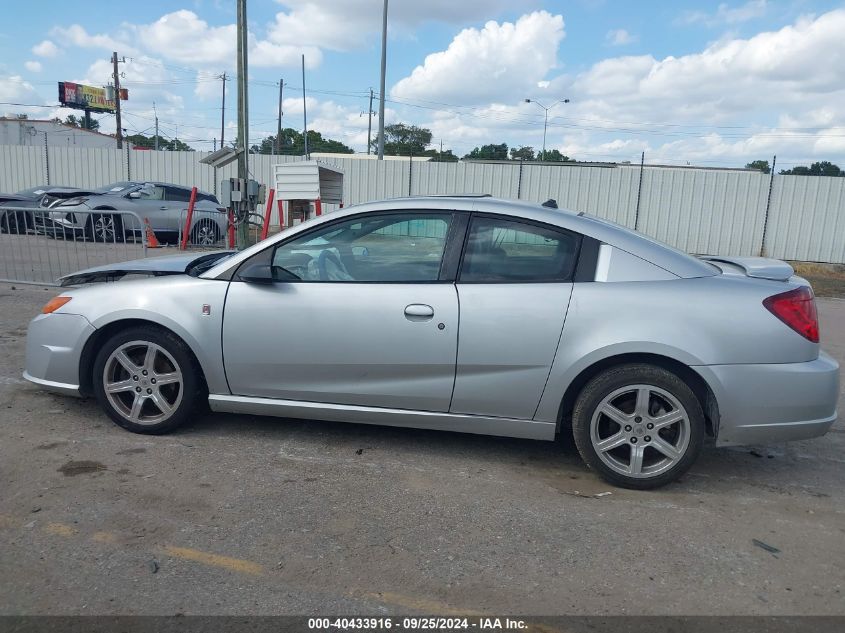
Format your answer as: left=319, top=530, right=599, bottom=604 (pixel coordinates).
left=2, top=0, right=844, bottom=168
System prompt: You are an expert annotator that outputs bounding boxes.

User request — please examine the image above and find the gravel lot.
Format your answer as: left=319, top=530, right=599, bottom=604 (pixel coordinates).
left=1, top=284, right=843, bottom=616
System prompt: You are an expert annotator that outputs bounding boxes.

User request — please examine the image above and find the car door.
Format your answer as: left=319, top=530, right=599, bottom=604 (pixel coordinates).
left=127, top=184, right=169, bottom=232
left=162, top=186, right=194, bottom=233
left=451, top=214, right=580, bottom=419
left=222, top=210, right=463, bottom=412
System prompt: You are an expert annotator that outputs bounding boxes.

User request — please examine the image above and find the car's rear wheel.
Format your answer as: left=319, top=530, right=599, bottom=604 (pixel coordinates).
left=572, top=364, right=704, bottom=489
left=88, top=210, right=124, bottom=243
left=92, top=326, right=201, bottom=434
left=190, top=219, right=219, bottom=246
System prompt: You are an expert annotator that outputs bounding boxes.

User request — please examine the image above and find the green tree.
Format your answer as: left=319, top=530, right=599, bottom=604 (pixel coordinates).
left=509, top=146, right=536, bottom=161
left=168, top=138, right=193, bottom=152
left=253, top=128, right=354, bottom=155
left=745, top=159, right=771, bottom=174
left=540, top=149, right=571, bottom=162
left=58, top=114, right=100, bottom=131
left=124, top=133, right=193, bottom=151
left=780, top=161, right=843, bottom=177
left=464, top=143, right=509, bottom=160
left=420, top=148, right=459, bottom=162
left=371, top=123, right=433, bottom=156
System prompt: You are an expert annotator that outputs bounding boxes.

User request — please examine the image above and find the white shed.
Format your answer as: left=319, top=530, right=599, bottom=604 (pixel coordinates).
left=273, top=161, right=344, bottom=205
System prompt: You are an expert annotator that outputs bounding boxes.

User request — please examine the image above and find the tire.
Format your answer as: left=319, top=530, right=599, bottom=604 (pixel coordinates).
left=87, top=210, right=124, bottom=243
left=92, top=325, right=202, bottom=434
left=190, top=219, right=219, bottom=246
left=571, top=363, right=704, bottom=490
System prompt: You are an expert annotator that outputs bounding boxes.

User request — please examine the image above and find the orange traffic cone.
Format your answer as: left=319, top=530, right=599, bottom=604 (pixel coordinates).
left=143, top=218, right=162, bottom=248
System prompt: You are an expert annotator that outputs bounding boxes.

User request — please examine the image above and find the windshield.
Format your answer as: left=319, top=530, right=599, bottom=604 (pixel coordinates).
left=94, top=181, right=139, bottom=194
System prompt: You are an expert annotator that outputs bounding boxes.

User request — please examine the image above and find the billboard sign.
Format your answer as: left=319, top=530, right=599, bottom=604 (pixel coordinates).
left=57, top=82, right=128, bottom=112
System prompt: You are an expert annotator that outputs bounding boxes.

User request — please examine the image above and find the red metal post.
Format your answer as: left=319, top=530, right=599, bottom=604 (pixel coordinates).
left=277, top=198, right=285, bottom=228
left=179, top=186, right=198, bottom=250
left=315, top=198, right=322, bottom=216
left=260, top=188, right=276, bottom=241
left=227, top=210, right=235, bottom=249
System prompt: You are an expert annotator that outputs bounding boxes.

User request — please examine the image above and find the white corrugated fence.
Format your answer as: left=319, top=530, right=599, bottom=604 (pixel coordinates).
left=1, top=144, right=843, bottom=263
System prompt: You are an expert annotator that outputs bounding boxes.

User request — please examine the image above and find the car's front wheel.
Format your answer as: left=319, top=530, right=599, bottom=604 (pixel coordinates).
left=88, top=210, right=124, bottom=243
left=92, top=326, right=201, bottom=434
left=572, top=364, right=704, bottom=489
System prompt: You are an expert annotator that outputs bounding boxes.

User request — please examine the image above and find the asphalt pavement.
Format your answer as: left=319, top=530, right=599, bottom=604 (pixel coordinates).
left=1, top=284, right=844, bottom=615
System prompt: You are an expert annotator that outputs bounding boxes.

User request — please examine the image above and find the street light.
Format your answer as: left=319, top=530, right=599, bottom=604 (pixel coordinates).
left=525, top=98, right=569, bottom=161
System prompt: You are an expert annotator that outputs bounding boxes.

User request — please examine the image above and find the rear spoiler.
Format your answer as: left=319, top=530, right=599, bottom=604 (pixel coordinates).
left=699, top=256, right=794, bottom=282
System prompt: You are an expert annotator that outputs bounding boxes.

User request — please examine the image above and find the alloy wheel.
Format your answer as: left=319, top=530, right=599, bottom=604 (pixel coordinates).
left=102, top=340, right=184, bottom=425
left=94, top=215, right=116, bottom=242
left=193, top=223, right=217, bottom=246
left=589, top=384, right=691, bottom=479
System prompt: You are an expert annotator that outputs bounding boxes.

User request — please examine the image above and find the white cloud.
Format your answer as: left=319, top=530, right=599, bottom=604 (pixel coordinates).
left=392, top=11, right=565, bottom=103
left=269, top=0, right=515, bottom=51
left=50, top=25, right=138, bottom=55
left=680, top=0, right=768, bottom=27
left=0, top=76, right=45, bottom=117
left=606, top=29, right=636, bottom=46
left=24, top=61, right=42, bottom=73
left=379, top=9, right=845, bottom=165
left=134, top=10, right=234, bottom=66
left=32, top=40, right=60, bottom=58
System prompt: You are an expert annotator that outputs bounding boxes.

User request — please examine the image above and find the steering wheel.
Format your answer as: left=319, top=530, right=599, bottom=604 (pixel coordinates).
left=317, top=249, right=354, bottom=281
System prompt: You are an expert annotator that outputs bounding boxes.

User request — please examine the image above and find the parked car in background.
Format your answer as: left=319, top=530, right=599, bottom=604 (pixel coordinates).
left=37, top=181, right=226, bottom=244
left=23, top=196, right=839, bottom=489
left=0, top=186, right=96, bottom=234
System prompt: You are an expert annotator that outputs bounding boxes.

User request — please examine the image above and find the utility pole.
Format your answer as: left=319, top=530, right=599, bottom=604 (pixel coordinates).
left=220, top=72, right=227, bottom=147
left=377, top=0, right=388, bottom=159
left=366, top=88, right=374, bottom=155
left=236, top=0, right=250, bottom=249
left=276, top=79, right=284, bottom=155
left=153, top=102, right=159, bottom=151
left=302, top=55, right=309, bottom=158
left=111, top=52, right=124, bottom=149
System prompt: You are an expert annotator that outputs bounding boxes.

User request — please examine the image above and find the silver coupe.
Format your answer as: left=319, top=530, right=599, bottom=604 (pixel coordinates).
left=23, top=196, right=839, bottom=488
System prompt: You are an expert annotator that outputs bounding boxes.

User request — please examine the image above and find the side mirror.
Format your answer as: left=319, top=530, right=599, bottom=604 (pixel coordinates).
left=237, top=263, right=275, bottom=284
left=128, top=191, right=142, bottom=199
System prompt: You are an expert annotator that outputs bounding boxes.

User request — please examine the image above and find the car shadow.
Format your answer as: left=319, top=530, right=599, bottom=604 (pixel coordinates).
left=59, top=395, right=843, bottom=495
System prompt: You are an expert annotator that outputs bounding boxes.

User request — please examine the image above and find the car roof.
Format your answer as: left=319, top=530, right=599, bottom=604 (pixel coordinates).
left=206, top=196, right=715, bottom=280
left=104, top=181, right=216, bottom=198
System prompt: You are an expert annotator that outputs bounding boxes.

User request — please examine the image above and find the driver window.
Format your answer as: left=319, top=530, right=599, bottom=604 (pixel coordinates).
left=271, top=213, right=452, bottom=282
left=136, top=185, right=165, bottom=201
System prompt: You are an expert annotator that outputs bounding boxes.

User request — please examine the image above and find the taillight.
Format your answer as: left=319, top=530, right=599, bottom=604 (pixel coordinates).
left=763, top=287, right=819, bottom=343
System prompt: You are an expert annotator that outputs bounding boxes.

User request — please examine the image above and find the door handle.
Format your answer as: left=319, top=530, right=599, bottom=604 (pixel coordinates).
left=404, top=304, right=434, bottom=318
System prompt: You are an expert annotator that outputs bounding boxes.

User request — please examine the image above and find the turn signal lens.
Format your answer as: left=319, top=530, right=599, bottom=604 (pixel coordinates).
left=763, top=286, right=819, bottom=343
left=42, top=296, right=72, bottom=314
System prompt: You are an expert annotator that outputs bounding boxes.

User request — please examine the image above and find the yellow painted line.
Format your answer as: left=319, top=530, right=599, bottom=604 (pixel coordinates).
left=92, top=531, right=118, bottom=544
left=361, top=592, right=479, bottom=616
left=44, top=522, right=76, bottom=537
left=160, top=545, right=264, bottom=576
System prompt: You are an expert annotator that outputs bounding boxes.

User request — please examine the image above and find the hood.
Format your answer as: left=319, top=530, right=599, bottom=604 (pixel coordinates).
left=0, top=194, right=31, bottom=204
left=699, top=256, right=795, bottom=282
left=59, top=251, right=235, bottom=286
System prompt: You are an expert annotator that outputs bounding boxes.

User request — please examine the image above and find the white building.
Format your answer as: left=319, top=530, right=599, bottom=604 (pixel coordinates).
left=0, top=118, right=127, bottom=149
